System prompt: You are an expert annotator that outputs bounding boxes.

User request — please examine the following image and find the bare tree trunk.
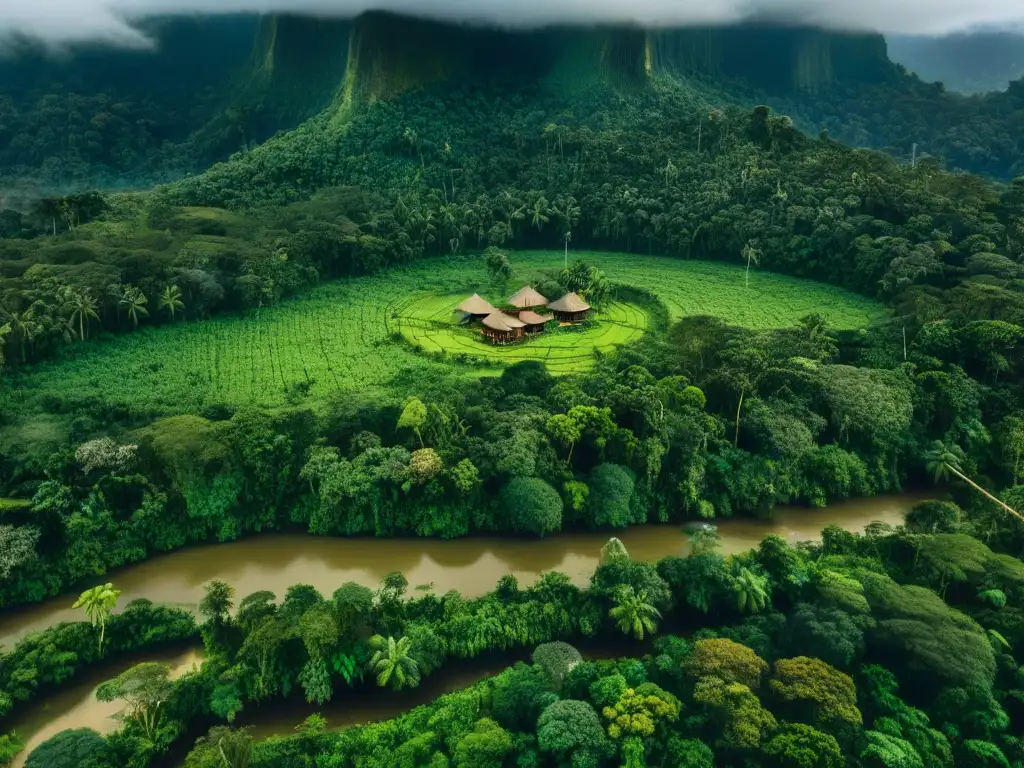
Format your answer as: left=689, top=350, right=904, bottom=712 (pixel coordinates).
left=947, top=464, right=1024, bottom=523
left=734, top=389, right=745, bottom=447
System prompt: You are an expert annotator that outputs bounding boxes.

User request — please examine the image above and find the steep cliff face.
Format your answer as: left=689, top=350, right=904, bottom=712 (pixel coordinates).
left=248, top=14, right=350, bottom=85
left=648, top=25, right=895, bottom=93
left=242, top=14, right=350, bottom=116
left=340, top=12, right=470, bottom=105
left=339, top=12, right=570, bottom=105
left=538, top=27, right=649, bottom=92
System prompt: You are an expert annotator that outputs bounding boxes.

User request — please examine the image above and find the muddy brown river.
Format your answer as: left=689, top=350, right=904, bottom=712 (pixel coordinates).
left=0, top=493, right=924, bottom=651
left=3, top=648, right=202, bottom=768
left=0, top=493, right=924, bottom=761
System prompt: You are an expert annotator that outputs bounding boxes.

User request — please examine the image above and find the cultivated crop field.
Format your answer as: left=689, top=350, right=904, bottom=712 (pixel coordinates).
left=520, top=250, right=883, bottom=328
left=395, top=294, right=647, bottom=375
left=5, top=252, right=883, bottom=412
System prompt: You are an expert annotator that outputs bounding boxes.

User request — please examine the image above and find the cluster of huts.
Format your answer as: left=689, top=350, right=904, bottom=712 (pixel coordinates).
left=456, top=286, right=591, bottom=344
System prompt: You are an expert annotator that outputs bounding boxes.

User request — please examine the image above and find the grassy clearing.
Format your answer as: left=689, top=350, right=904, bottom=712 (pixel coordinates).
left=519, top=250, right=883, bottom=329
left=397, top=294, right=647, bottom=374
left=2, top=252, right=882, bottom=413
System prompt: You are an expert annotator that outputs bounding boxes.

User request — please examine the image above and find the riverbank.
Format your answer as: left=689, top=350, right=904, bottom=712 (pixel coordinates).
left=3, top=647, right=202, bottom=768
left=0, top=493, right=925, bottom=649
left=1, top=493, right=925, bottom=767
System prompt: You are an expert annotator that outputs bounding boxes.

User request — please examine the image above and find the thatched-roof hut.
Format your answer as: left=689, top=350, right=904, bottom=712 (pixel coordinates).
left=519, top=310, right=554, bottom=333
left=457, top=294, right=497, bottom=318
left=548, top=292, right=591, bottom=323
left=507, top=285, right=549, bottom=310
left=481, top=311, right=526, bottom=344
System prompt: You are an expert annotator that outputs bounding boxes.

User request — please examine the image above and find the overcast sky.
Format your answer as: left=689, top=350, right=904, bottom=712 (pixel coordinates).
left=3, top=0, right=1024, bottom=47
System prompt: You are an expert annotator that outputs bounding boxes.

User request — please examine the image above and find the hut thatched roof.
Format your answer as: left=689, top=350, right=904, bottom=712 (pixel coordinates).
left=519, top=310, right=554, bottom=325
left=548, top=292, right=590, bottom=313
left=482, top=312, right=526, bottom=332
left=507, top=285, right=549, bottom=308
left=457, top=294, right=497, bottom=315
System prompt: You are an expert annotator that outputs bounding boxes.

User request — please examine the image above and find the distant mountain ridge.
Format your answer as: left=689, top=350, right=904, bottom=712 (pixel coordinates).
left=888, top=31, right=1024, bottom=94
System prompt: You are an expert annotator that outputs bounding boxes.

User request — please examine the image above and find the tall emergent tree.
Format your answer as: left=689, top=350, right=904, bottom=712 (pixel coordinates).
left=398, top=397, right=428, bottom=449
left=65, top=288, right=100, bottom=341
left=97, top=662, right=174, bottom=741
left=925, top=440, right=1023, bottom=522
left=0, top=305, right=38, bottom=363
left=73, top=582, right=121, bottom=653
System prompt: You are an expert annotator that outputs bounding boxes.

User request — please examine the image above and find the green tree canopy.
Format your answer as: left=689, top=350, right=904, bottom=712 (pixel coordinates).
left=685, top=638, right=768, bottom=689
left=586, top=463, right=639, bottom=528
left=501, top=476, right=563, bottom=536
left=769, top=657, right=862, bottom=734
left=533, top=641, right=582, bottom=691
left=25, top=729, right=106, bottom=768
left=859, top=570, right=997, bottom=693
left=537, top=699, right=610, bottom=765
left=762, top=723, right=843, bottom=768
left=601, top=682, right=680, bottom=739
left=453, top=718, right=513, bottom=768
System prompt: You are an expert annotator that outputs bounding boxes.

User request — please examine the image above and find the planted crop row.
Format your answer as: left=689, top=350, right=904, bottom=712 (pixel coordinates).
left=6, top=252, right=882, bottom=412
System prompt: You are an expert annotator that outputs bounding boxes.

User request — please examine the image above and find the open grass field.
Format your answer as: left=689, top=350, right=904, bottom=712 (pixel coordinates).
left=525, top=250, right=883, bottom=328
left=2, top=252, right=884, bottom=413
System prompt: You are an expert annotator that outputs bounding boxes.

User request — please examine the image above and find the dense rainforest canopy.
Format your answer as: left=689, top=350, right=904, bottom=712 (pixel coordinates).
left=1, top=11, right=1024, bottom=768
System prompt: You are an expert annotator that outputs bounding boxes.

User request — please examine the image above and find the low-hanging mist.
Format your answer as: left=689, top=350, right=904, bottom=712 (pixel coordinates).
left=3, top=0, right=1024, bottom=47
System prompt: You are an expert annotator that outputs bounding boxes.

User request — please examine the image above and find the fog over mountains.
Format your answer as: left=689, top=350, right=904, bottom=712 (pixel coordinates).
left=3, top=0, right=1024, bottom=47
left=888, top=31, right=1024, bottom=94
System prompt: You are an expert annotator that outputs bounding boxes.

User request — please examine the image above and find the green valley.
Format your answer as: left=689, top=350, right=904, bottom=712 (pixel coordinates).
left=1, top=10, right=1023, bottom=768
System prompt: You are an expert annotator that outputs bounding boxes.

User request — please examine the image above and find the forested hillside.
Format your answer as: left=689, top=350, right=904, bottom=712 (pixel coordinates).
left=1, top=13, right=1024, bottom=194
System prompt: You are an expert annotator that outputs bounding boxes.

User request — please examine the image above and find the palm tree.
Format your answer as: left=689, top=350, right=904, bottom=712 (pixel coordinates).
left=528, top=195, right=550, bottom=232
left=119, top=285, right=149, bottom=328
left=731, top=565, right=770, bottom=614
left=609, top=586, right=661, bottom=640
left=586, top=266, right=610, bottom=307
left=550, top=197, right=580, bottom=241
left=924, top=440, right=1024, bottom=522
left=67, top=289, right=100, bottom=341
left=0, top=304, right=39, bottom=363
left=563, top=230, right=572, bottom=269
left=159, top=285, right=185, bottom=321
left=500, top=189, right=526, bottom=235
left=368, top=635, right=421, bottom=690
left=0, top=322, right=9, bottom=370
left=73, top=582, right=121, bottom=653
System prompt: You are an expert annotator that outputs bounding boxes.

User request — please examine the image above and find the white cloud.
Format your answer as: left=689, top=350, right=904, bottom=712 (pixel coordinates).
left=3, top=0, right=1024, bottom=46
